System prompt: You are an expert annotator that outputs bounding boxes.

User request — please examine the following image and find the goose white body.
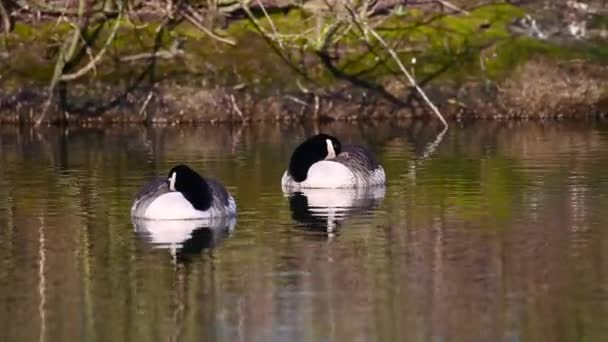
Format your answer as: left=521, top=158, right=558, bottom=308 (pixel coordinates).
left=281, top=160, right=386, bottom=190
left=137, top=192, right=237, bottom=220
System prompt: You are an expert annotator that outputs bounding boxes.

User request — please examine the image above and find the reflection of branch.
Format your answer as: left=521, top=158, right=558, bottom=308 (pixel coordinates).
left=421, top=125, right=447, bottom=160
left=170, top=268, right=186, bottom=342
left=408, top=125, right=448, bottom=180
left=38, top=215, right=47, bottom=342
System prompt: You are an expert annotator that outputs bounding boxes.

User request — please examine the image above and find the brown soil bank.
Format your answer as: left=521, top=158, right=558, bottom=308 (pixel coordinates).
left=445, top=58, right=608, bottom=120
left=2, top=57, right=607, bottom=124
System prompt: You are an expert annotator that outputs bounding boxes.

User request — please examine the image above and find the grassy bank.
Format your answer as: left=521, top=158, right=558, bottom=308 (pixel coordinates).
left=0, top=1, right=607, bottom=124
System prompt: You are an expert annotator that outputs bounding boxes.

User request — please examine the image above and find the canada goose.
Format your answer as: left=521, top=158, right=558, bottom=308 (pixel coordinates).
left=131, top=164, right=236, bottom=220
left=281, top=134, right=386, bottom=189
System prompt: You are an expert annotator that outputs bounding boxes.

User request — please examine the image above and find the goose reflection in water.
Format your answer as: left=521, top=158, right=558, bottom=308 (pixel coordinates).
left=132, top=217, right=236, bottom=262
left=286, top=187, right=385, bottom=234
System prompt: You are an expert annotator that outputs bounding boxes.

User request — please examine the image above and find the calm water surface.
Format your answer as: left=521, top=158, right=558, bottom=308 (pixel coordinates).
left=1, top=121, right=608, bottom=342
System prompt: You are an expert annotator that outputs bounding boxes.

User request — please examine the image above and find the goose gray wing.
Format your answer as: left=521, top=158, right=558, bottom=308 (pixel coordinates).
left=132, top=178, right=169, bottom=217
left=205, top=177, right=231, bottom=206
left=334, top=144, right=380, bottom=172
left=135, top=177, right=169, bottom=200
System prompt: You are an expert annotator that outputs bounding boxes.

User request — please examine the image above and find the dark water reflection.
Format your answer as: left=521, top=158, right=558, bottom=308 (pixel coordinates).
left=132, top=217, right=236, bottom=263
left=287, top=187, right=385, bottom=234
left=1, top=121, right=608, bottom=341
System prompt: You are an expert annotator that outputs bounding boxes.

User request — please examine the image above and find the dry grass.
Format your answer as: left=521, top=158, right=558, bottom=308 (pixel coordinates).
left=500, top=58, right=608, bottom=117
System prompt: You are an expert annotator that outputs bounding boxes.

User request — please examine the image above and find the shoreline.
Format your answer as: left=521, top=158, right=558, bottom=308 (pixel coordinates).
left=1, top=2, right=607, bottom=125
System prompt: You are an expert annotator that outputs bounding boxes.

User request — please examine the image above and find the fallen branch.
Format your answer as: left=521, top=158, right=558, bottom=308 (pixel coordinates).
left=345, top=2, right=448, bottom=128
left=372, top=28, right=448, bottom=127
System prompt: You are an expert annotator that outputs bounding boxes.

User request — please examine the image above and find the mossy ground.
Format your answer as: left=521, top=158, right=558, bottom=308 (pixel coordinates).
left=0, top=3, right=607, bottom=123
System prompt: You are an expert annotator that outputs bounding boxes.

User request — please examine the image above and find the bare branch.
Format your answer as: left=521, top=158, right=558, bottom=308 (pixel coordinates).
left=120, top=40, right=183, bottom=62
left=59, top=9, right=123, bottom=81
left=139, top=90, right=155, bottom=118
left=181, top=4, right=236, bottom=46
left=255, top=0, right=283, bottom=49
left=0, top=0, right=11, bottom=34
left=239, top=0, right=318, bottom=84
left=436, top=0, right=470, bottom=15
left=13, top=0, right=118, bottom=17
left=229, top=94, right=244, bottom=120
left=345, top=2, right=448, bottom=128
left=35, top=0, right=87, bottom=126
left=368, top=28, right=448, bottom=128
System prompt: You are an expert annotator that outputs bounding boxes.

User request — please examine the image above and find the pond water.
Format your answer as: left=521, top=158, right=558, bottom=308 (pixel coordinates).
left=1, top=121, right=608, bottom=342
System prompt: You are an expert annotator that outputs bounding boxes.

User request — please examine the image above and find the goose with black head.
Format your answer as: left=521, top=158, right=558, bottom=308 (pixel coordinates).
left=281, top=134, right=386, bottom=189
left=131, top=164, right=236, bottom=220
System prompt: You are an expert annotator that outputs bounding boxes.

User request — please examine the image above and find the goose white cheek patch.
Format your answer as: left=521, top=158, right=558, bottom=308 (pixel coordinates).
left=326, top=139, right=336, bottom=159
left=169, top=172, right=176, bottom=191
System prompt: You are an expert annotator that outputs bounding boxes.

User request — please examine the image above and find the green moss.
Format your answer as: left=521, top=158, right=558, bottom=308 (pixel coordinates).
left=12, top=21, right=72, bottom=40
left=2, top=4, right=607, bottom=94
left=326, top=3, right=608, bottom=86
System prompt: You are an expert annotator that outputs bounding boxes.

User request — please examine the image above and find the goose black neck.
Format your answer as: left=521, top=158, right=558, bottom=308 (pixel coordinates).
left=169, top=165, right=213, bottom=211
left=288, top=134, right=341, bottom=182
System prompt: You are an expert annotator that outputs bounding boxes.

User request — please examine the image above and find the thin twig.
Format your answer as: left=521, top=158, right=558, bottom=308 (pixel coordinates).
left=0, top=0, right=11, bottom=34
left=313, top=94, right=320, bottom=121
left=139, top=90, right=154, bottom=118
left=60, top=9, right=123, bottom=81
left=436, top=0, right=470, bottom=15
left=345, top=3, right=448, bottom=128
left=35, top=0, right=86, bottom=126
left=14, top=0, right=118, bottom=17
left=229, top=94, right=244, bottom=120
left=285, top=95, right=308, bottom=106
left=239, top=0, right=317, bottom=84
left=372, top=28, right=447, bottom=127
left=120, top=39, right=183, bottom=62
left=181, top=5, right=236, bottom=46
left=255, top=0, right=283, bottom=49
